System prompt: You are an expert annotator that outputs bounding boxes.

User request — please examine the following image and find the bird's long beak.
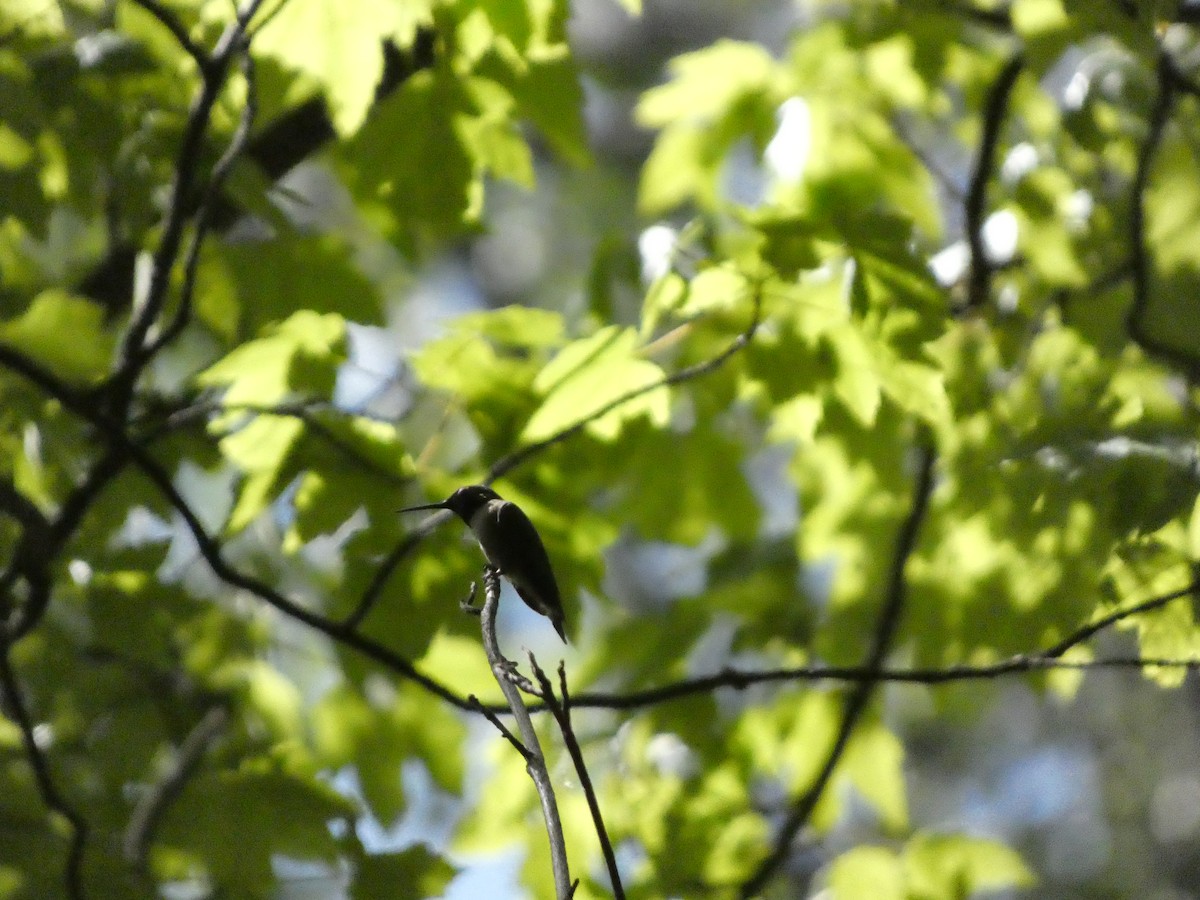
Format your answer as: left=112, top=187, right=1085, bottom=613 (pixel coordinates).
left=396, top=501, right=450, bottom=513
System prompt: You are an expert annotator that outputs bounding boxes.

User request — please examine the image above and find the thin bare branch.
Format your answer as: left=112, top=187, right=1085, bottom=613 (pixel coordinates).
left=1127, top=50, right=1200, bottom=379
left=107, top=3, right=264, bottom=414
left=479, top=567, right=572, bottom=897
left=144, top=52, right=259, bottom=358
left=0, top=344, right=474, bottom=710
left=530, top=659, right=625, bottom=900
left=551, top=652, right=1200, bottom=712
left=490, top=285, right=764, bottom=480
left=468, top=693, right=529, bottom=760
left=127, top=0, right=210, bottom=71
left=544, top=579, right=1200, bottom=712
left=741, top=443, right=938, bottom=897
left=123, top=705, right=230, bottom=873
left=963, top=53, right=1024, bottom=313
left=344, top=528, right=439, bottom=629
left=0, top=642, right=88, bottom=899
left=1041, top=581, right=1198, bottom=658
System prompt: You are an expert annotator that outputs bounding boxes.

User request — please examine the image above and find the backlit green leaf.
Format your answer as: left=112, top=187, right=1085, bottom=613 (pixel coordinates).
left=253, top=0, right=433, bottom=135
left=522, top=326, right=668, bottom=442
left=0, top=291, right=113, bottom=382
left=197, top=310, right=346, bottom=406
left=904, top=832, right=1036, bottom=897
left=828, top=846, right=905, bottom=900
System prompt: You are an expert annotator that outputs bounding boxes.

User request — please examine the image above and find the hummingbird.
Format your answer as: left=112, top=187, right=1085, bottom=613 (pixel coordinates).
left=398, top=485, right=567, bottom=643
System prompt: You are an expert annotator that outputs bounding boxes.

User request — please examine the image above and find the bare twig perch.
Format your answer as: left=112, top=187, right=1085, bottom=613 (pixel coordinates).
left=478, top=566, right=573, bottom=898
left=531, top=658, right=625, bottom=900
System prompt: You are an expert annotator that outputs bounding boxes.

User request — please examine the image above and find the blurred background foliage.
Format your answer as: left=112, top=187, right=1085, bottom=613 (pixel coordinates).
left=3, top=0, right=1200, bottom=898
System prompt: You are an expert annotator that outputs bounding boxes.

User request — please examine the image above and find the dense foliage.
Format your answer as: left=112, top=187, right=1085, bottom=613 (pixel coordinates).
left=3, top=0, right=1200, bottom=898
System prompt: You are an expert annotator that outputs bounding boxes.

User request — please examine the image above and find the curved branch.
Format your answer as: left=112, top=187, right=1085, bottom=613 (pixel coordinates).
left=143, top=52, right=259, bottom=358
left=1126, top=50, right=1200, bottom=379
left=531, top=659, right=624, bottom=900
left=0, top=343, right=474, bottom=710
left=119, top=439, right=473, bottom=707
left=108, top=2, right=265, bottom=413
left=741, top=444, right=938, bottom=897
left=0, top=641, right=89, bottom=899
left=0, top=477, right=51, bottom=634
left=123, top=705, right=230, bottom=874
left=343, top=529, right=434, bottom=629
left=478, top=567, right=573, bottom=898
left=490, top=286, right=764, bottom=480
left=549, top=580, right=1200, bottom=712
left=128, top=0, right=210, bottom=72
left=1041, top=580, right=1197, bottom=657
left=2, top=448, right=129, bottom=642
left=76, top=28, right=438, bottom=309
left=963, top=53, right=1023, bottom=313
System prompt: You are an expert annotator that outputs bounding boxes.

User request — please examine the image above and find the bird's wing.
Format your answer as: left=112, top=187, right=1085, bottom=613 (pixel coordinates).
left=486, top=502, right=556, bottom=592
left=489, top=501, right=567, bottom=642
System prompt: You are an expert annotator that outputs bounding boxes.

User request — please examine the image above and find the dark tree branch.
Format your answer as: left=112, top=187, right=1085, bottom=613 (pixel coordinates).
left=3, top=443, right=132, bottom=643
left=75, top=28, right=438, bottom=310
left=46, top=451, right=129, bottom=551
left=490, top=285, right=764, bottom=480
left=123, top=704, right=230, bottom=874
left=343, top=528, right=437, bottom=629
left=1041, top=580, right=1197, bottom=657
left=468, top=694, right=529, bottom=760
left=146, top=398, right=409, bottom=489
left=741, top=443, right=938, bottom=898
left=0, top=641, right=89, bottom=899
left=107, top=2, right=264, bottom=415
left=0, top=343, right=474, bottom=710
left=0, top=477, right=51, bottom=633
left=963, top=53, right=1024, bottom=313
left=550, top=654, right=1200, bottom=712
left=1127, top=51, right=1200, bottom=379
left=143, top=52, right=259, bottom=359
left=478, top=566, right=572, bottom=898
left=549, top=580, right=1200, bottom=712
left=530, top=659, right=625, bottom=900
left=128, top=0, right=210, bottom=72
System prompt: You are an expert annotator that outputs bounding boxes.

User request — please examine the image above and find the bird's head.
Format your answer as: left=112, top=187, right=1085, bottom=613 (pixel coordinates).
left=398, top=484, right=500, bottom=523
left=441, top=485, right=500, bottom=520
